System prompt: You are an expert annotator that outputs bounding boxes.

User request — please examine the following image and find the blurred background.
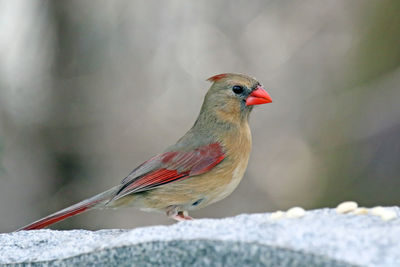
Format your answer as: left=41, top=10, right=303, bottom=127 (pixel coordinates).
left=0, top=0, right=399, bottom=232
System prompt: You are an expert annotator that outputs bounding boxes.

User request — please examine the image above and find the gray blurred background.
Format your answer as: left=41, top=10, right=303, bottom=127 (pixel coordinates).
left=0, top=0, right=399, bottom=232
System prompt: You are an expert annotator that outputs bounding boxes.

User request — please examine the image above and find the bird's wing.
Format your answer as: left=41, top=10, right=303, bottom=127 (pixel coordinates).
left=112, top=143, right=225, bottom=200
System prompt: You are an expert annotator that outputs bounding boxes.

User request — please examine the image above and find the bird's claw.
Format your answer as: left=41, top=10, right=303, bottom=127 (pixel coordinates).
left=173, top=211, right=193, bottom=221
left=166, top=207, right=193, bottom=221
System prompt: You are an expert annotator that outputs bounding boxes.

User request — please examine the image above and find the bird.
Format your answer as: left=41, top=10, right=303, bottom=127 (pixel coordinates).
left=18, top=73, right=272, bottom=231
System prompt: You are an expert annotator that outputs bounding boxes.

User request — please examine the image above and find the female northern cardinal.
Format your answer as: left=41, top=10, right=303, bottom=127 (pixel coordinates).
left=18, top=73, right=272, bottom=230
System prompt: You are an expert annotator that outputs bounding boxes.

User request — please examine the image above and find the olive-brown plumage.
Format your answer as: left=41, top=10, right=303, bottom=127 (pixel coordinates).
left=18, top=73, right=272, bottom=230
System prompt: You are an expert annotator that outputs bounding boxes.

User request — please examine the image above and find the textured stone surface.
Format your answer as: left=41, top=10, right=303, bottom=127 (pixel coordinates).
left=1, top=208, right=399, bottom=266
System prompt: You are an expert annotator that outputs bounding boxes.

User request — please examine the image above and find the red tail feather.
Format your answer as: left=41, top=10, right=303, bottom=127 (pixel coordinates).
left=18, top=205, right=91, bottom=230
left=17, top=186, right=119, bottom=231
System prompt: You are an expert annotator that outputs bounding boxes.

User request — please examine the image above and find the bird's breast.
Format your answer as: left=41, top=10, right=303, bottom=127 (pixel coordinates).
left=201, top=122, right=252, bottom=205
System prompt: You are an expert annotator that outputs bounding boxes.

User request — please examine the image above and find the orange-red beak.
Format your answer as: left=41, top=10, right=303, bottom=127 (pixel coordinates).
left=246, top=86, right=272, bottom=106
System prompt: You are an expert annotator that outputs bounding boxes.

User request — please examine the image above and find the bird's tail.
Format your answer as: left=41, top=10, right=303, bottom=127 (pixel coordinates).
left=17, top=186, right=120, bottom=231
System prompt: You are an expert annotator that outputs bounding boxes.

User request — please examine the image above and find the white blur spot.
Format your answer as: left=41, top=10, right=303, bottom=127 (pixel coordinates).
left=351, top=207, right=369, bottom=215
left=286, top=207, right=306, bottom=218
left=380, top=210, right=397, bottom=221
left=0, top=0, right=54, bottom=125
left=371, top=206, right=397, bottom=221
left=269, top=210, right=285, bottom=220
left=370, top=206, right=385, bottom=216
left=336, top=201, right=358, bottom=214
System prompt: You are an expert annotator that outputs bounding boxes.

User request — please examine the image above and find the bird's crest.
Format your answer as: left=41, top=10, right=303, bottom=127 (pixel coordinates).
left=207, top=74, right=227, bottom=82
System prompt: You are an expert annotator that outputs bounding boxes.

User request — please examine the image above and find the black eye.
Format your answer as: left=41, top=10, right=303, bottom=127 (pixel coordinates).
left=232, top=85, right=244, bottom=94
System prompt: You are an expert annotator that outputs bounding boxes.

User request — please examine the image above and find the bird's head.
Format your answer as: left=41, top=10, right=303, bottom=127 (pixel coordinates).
left=201, top=73, right=272, bottom=123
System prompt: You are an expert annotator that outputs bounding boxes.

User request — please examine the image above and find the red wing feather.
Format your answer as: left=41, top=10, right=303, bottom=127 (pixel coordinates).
left=114, top=143, right=225, bottom=199
left=123, top=169, right=189, bottom=193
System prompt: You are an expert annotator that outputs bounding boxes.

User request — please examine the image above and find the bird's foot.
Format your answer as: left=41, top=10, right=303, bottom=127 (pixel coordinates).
left=166, top=207, right=193, bottom=221
left=173, top=211, right=193, bottom=221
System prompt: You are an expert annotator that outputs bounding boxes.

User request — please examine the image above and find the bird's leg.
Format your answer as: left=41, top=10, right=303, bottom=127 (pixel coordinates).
left=174, top=211, right=193, bottom=221
left=166, top=206, right=193, bottom=221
